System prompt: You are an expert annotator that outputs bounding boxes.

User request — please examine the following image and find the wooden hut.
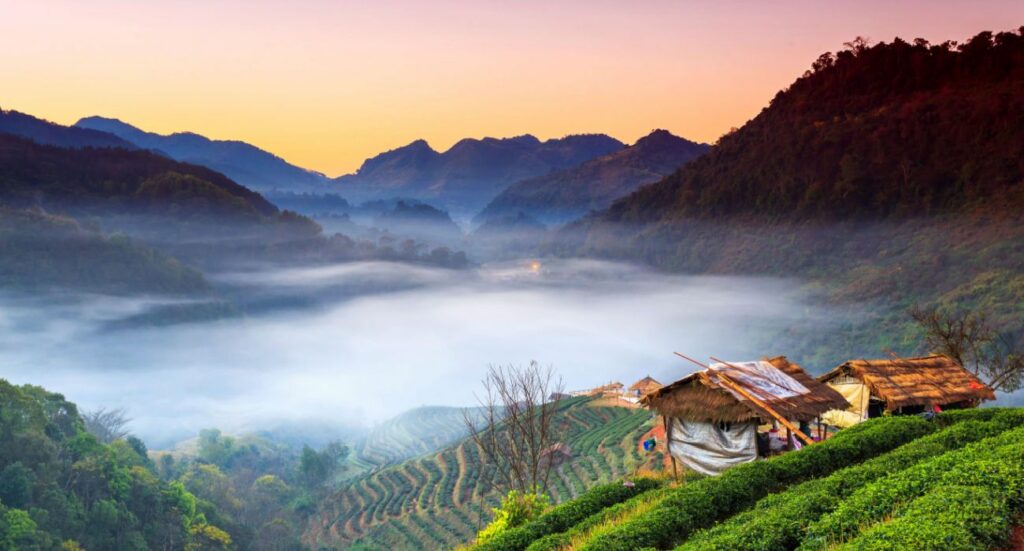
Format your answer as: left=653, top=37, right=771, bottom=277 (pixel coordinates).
left=628, top=376, right=663, bottom=398
left=818, top=355, right=996, bottom=427
left=642, top=356, right=848, bottom=476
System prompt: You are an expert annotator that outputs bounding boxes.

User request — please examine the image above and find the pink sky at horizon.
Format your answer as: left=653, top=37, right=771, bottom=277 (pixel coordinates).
left=1, top=0, right=1021, bottom=176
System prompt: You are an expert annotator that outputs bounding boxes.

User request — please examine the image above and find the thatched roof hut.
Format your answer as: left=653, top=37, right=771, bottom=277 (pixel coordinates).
left=642, top=356, right=849, bottom=423
left=644, top=356, right=848, bottom=476
left=818, top=355, right=995, bottom=413
left=628, top=376, right=663, bottom=398
left=586, top=381, right=624, bottom=397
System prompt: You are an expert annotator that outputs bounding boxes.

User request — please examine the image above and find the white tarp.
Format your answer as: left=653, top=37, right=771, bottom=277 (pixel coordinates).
left=707, top=360, right=810, bottom=403
left=822, top=382, right=871, bottom=428
left=667, top=417, right=757, bottom=476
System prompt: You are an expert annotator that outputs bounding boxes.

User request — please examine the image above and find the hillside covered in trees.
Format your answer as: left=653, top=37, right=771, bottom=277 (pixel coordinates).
left=0, top=379, right=235, bottom=550
left=560, top=28, right=1024, bottom=362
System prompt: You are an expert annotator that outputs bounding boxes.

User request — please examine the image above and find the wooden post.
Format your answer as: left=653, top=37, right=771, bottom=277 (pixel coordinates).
left=664, top=415, right=679, bottom=482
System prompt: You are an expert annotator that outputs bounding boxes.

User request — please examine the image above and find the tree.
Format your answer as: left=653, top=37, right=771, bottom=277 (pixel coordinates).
left=298, top=442, right=348, bottom=489
left=910, top=306, right=1023, bottom=392
left=82, top=408, right=131, bottom=444
left=463, top=362, right=564, bottom=497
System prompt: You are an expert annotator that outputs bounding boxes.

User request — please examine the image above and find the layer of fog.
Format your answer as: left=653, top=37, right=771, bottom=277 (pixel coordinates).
left=0, top=259, right=840, bottom=448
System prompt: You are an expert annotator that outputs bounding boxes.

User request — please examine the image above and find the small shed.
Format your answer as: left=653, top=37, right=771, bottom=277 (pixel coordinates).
left=818, top=355, right=996, bottom=427
left=642, top=356, right=848, bottom=476
left=628, top=376, right=663, bottom=398
left=590, top=381, right=624, bottom=397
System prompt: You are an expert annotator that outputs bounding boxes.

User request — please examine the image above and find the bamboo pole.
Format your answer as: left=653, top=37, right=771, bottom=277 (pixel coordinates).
left=708, top=356, right=815, bottom=446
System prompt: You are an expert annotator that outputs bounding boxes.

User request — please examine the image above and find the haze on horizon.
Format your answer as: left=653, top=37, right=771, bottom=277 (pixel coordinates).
left=2, top=0, right=1020, bottom=176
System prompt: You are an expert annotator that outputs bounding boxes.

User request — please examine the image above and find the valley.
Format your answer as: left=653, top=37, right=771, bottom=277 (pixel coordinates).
left=0, top=10, right=1022, bottom=551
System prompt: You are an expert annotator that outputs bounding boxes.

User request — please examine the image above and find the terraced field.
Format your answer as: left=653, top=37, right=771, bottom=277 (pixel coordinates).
left=347, top=405, right=480, bottom=473
left=304, top=397, right=655, bottom=549
left=466, top=407, right=1024, bottom=551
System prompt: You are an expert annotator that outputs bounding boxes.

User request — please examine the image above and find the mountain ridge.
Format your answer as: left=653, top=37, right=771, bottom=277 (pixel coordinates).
left=334, top=133, right=626, bottom=216
left=74, top=115, right=330, bottom=194
left=475, top=129, right=709, bottom=226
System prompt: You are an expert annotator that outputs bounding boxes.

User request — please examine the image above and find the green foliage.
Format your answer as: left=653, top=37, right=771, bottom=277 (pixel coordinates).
left=299, top=442, right=348, bottom=489
left=560, top=28, right=1024, bottom=368
left=0, top=378, right=232, bottom=551
left=678, top=410, right=1024, bottom=550
left=833, top=444, right=1024, bottom=550
left=579, top=416, right=934, bottom=550
left=799, top=421, right=1024, bottom=549
left=319, top=398, right=653, bottom=549
left=475, top=491, right=551, bottom=546
left=472, top=478, right=662, bottom=551
left=0, top=207, right=209, bottom=294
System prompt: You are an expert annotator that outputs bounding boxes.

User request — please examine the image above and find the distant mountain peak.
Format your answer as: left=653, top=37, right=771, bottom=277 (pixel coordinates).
left=74, top=116, right=328, bottom=192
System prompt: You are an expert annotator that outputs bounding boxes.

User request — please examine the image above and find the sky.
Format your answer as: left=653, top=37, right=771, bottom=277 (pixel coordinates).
left=1, top=0, right=1021, bottom=176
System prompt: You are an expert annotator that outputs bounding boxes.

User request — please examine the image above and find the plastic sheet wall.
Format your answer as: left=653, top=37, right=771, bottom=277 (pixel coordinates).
left=667, top=417, right=757, bottom=476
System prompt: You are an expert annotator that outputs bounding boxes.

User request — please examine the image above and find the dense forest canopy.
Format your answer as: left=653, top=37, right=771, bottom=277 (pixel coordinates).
left=595, top=28, right=1024, bottom=224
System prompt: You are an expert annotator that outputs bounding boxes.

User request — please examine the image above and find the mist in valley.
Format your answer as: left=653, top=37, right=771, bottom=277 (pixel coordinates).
left=0, top=257, right=840, bottom=449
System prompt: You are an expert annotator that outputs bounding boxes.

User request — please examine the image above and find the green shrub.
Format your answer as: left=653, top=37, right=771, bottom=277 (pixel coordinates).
left=471, top=478, right=662, bottom=551
left=837, top=445, right=1024, bottom=550
left=578, top=416, right=934, bottom=551
left=526, top=487, right=672, bottom=551
left=799, top=422, right=1024, bottom=549
left=475, top=491, right=551, bottom=546
left=932, top=406, right=1009, bottom=427
left=677, top=413, right=1021, bottom=550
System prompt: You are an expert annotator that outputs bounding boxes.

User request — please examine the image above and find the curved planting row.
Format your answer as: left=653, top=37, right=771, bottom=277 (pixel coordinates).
left=577, top=415, right=935, bottom=550
left=799, top=421, right=1024, bottom=549
left=677, top=410, right=1024, bottom=550
left=526, top=487, right=673, bottom=551
left=318, top=398, right=659, bottom=549
left=835, top=443, right=1024, bottom=550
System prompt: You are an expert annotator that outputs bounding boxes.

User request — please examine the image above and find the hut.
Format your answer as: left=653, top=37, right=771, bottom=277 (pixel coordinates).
left=818, top=355, right=996, bottom=427
left=642, top=356, right=848, bottom=476
left=628, top=376, right=663, bottom=399
left=590, top=381, right=625, bottom=397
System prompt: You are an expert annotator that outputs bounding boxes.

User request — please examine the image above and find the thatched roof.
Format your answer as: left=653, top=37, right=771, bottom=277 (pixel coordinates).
left=629, top=376, right=662, bottom=395
left=592, top=382, right=624, bottom=393
left=642, top=356, right=849, bottom=423
left=818, top=355, right=995, bottom=411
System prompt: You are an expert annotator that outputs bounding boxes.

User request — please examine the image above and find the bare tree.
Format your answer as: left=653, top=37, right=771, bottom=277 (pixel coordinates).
left=83, top=407, right=132, bottom=444
left=911, top=306, right=1023, bottom=392
left=463, top=362, right=564, bottom=496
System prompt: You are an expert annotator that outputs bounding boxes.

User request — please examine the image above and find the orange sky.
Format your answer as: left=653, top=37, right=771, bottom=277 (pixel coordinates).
left=1, top=0, right=1021, bottom=176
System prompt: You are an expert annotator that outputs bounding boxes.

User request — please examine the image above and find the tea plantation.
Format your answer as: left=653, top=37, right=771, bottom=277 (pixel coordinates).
left=466, top=408, right=1024, bottom=551
left=305, top=397, right=655, bottom=549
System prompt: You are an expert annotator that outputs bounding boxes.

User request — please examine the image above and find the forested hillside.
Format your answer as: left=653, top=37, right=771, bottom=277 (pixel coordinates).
left=0, top=132, right=276, bottom=219
left=0, top=207, right=208, bottom=294
left=0, top=379, right=235, bottom=550
left=560, top=28, right=1024, bottom=363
